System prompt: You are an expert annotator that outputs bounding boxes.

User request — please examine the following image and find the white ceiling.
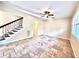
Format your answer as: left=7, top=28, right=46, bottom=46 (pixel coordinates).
left=7, top=1, right=79, bottom=18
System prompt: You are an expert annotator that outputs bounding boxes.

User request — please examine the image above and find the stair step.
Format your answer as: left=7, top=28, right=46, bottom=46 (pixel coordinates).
left=12, top=30, right=18, bottom=32
left=8, top=32, right=14, bottom=35
left=0, top=36, right=5, bottom=41
left=15, top=28, right=21, bottom=30
left=19, top=26, right=23, bottom=28
left=0, top=38, right=5, bottom=41
left=4, top=34, right=10, bottom=37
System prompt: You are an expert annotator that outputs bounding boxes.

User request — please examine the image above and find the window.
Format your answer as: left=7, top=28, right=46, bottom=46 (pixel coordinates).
left=72, top=10, right=79, bottom=39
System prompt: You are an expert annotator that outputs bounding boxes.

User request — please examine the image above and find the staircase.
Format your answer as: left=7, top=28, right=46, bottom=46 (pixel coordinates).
left=0, top=17, right=23, bottom=41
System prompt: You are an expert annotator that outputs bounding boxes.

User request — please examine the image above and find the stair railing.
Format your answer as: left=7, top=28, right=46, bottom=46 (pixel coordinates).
left=0, top=17, right=23, bottom=41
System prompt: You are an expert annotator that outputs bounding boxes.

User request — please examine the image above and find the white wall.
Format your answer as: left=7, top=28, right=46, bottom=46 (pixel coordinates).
left=0, top=3, right=35, bottom=44
left=0, top=2, right=72, bottom=45
left=71, top=36, right=79, bottom=57
left=70, top=5, right=79, bottom=58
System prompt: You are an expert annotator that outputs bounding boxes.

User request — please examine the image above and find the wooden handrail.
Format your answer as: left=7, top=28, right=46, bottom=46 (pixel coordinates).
left=0, top=17, right=23, bottom=28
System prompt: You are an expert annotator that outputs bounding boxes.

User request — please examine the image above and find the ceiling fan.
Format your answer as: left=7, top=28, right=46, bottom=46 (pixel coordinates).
left=41, top=11, right=54, bottom=18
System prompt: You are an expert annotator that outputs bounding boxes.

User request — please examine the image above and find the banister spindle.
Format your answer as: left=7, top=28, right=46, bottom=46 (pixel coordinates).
left=15, top=20, right=20, bottom=30
left=8, top=24, right=14, bottom=34
left=21, top=19, right=23, bottom=28
left=18, top=19, right=20, bottom=28
left=19, top=19, right=23, bottom=28
left=0, top=27, right=5, bottom=41
left=0, top=17, right=23, bottom=41
left=12, top=22, right=17, bottom=32
left=15, top=21, right=17, bottom=29
left=17, top=20, right=20, bottom=30
left=3, top=27, right=5, bottom=40
left=4, top=25, right=10, bottom=37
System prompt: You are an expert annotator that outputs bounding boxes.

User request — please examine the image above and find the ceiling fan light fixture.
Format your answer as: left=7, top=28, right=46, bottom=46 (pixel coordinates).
left=41, top=10, right=54, bottom=18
